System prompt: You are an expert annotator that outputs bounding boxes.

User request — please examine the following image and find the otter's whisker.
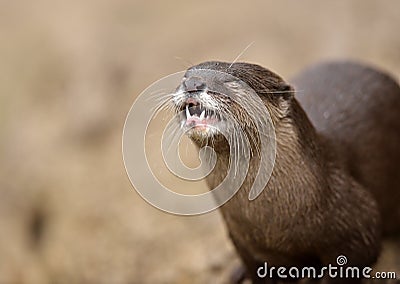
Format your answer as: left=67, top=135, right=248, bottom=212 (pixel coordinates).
left=228, top=41, right=255, bottom=69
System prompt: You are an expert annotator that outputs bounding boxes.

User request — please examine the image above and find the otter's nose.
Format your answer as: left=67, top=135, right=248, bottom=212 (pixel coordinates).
left=183, top=76, right=206, bottom=92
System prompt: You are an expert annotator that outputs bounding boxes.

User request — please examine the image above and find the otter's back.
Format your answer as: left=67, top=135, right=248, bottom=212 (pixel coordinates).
left=291, top=61, right=400, bottom=235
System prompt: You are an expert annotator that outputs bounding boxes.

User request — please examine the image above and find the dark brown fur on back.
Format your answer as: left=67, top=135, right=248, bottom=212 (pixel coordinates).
left=291, top=62, right=400, bottom=236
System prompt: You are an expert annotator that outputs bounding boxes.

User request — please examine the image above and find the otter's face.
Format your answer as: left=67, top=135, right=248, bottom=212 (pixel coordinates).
left=171, top=61, right=293, bottom=144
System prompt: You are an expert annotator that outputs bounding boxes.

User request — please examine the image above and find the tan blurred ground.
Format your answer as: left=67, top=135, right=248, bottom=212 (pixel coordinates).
left=0, top=1, right=399, bottom=283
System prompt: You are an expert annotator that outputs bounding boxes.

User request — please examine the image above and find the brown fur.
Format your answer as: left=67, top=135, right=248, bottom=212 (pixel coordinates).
left=291, top=61, right=400, bottom=236
left=180, top=61, right=400, bottom=283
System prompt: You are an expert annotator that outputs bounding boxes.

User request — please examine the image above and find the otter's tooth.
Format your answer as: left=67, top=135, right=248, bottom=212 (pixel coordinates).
left=186, top=105, right=191, bottom=118
left=200, top=109, right=205, bottom=120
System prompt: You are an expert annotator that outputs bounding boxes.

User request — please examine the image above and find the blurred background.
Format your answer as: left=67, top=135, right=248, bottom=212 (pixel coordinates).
left=0, top=0, right=399, bottom=283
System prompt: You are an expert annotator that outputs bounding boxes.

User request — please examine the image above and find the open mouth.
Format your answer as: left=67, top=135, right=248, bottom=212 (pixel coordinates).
left=180, top=97, right=220, bottom=131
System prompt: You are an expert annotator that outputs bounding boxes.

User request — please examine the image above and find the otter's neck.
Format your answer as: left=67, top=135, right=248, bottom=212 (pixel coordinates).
left=205, top=98, right=337, bottom=223
left=270, top=98, right=330, bottom=198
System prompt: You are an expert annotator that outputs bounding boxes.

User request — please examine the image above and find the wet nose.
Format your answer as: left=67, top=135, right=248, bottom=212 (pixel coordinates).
left=183, top=76, right=206, bottom=92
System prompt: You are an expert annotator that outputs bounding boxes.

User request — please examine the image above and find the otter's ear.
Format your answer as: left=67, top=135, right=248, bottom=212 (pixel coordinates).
left=275, top=83, right=294, bottom=114
left=277, top=83, right=294, bottom=100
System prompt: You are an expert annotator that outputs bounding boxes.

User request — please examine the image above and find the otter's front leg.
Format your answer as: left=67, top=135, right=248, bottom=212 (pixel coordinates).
left=229, top=234, right=326, bottom=284
left=229, top=235, right=278, bottom=284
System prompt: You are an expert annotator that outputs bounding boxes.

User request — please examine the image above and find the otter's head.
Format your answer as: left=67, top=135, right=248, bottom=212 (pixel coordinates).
left=172, top=61, right=294, bottom=147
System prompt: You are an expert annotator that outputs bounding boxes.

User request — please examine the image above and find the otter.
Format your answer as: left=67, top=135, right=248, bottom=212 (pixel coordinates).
left=170, top=61, right=400, bottom=283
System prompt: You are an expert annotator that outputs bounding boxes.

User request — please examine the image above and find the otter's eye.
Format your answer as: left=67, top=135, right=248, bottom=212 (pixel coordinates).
left=224, top=81, right=242, bottom=89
